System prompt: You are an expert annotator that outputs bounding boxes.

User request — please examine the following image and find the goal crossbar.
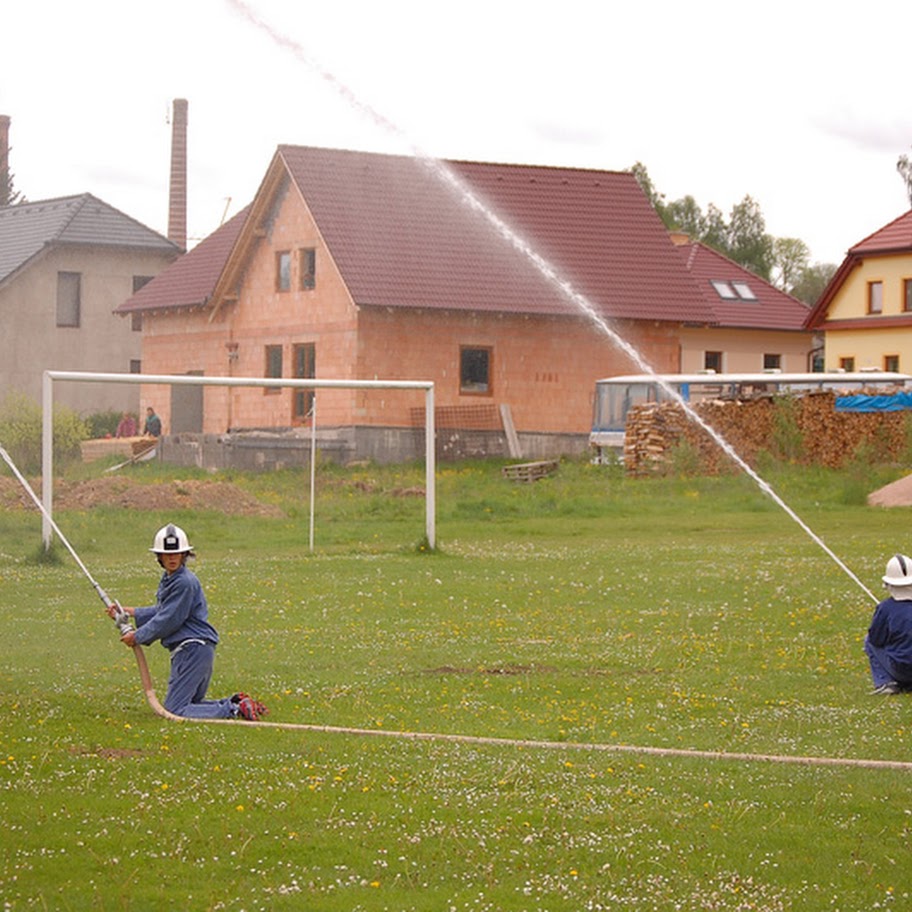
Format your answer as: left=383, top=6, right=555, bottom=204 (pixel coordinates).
left=41, top=370, right=436, bottom=549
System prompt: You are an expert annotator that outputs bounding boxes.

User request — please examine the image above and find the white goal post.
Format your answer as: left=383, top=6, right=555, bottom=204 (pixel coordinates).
left=41, top=370, right=436, bottom=549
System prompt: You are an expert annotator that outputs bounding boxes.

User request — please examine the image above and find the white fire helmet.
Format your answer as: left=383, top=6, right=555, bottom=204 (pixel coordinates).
left=882, top=554, right=912, bottom=587
left=150, top=523, right=193, bottom=555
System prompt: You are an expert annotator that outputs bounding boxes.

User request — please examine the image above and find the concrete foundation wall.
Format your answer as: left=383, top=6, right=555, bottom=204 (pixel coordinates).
left=159, top=426, right=589, bottom=471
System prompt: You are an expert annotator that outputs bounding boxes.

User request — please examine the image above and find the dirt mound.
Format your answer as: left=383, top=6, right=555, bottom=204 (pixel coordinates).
left=0, top=476, right=283, bottom=517
left=868, top=474, right=912, bottom=508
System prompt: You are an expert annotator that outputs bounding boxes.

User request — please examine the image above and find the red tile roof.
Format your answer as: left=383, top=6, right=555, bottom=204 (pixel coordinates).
left=277, top=146, right=716, bottom=324
left=849, top=209, right=912, bottom=255
left=674, top=241, right=810, bottom=330
left=115, top=205, right=249, bottom=313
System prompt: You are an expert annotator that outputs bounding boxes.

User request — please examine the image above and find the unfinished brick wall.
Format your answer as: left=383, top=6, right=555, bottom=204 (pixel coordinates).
left=624, top=391, right=910, bottom=474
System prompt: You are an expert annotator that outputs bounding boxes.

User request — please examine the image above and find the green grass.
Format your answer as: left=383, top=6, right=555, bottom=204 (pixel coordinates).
left=3, top=456, right=912, bottom=909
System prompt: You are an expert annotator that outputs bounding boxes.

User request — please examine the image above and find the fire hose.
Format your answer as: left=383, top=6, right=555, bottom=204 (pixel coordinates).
left=7, top=444, right=912, bottom=770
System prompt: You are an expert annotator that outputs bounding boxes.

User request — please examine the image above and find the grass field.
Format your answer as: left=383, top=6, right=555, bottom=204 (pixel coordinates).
left=3, top=456, right=912, bottom=910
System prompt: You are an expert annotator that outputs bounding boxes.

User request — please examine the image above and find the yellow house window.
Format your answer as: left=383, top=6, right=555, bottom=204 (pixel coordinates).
left=868, top=281, right=883, bottom=314
left=839, top=357, right=855, bottom=372
left=885, top=355, right=900, bottom=372
left=904, top=279, right=912, bottom=313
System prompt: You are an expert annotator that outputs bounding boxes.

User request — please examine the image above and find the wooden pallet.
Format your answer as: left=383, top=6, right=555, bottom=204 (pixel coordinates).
left=501, top=460, right=558, bottom=483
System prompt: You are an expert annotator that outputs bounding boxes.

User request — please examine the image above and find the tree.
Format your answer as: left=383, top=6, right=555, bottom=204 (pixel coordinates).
left=789, top=262, right=837, bottom=307
left=898, top=152, right=912, bottom=207
left=664, top=195, right=706, bottom=241
left=628, top=162, right=833, bottom=299
left=727, top=195, right=774, bottom=280
left=771, top=237, right=810, bottom=294
left=0, top=155, right=24, bottom=206
left=629, top=161, right=667, bottom=222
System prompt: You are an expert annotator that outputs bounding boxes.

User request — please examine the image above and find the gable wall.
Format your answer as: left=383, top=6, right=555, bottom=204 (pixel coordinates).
left=0, top=245, right=176, bottom=415
left=821, top=252, right=912, bottom=372
left=140, top=180, right=360, bottom=433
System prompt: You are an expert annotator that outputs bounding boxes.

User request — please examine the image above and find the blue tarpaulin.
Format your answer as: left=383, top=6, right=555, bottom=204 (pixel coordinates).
left=835, top=391, right=912, bottom=412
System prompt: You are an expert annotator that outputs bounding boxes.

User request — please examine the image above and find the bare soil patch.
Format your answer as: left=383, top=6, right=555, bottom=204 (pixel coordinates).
left=0, top=476, right=283, bottom=517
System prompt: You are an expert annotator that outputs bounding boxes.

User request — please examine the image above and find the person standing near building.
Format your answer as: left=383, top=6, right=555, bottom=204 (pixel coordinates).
left=143, top=406, right=162, bottom=437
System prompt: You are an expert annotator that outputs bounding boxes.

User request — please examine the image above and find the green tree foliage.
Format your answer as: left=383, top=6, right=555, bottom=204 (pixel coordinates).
left=630, top=162, right=834, bottom=305
left=727, top=195, right=774, bottom=280
left=0, top=391, right=87, bottom=474
left=772, top=237, right=810, bottom=293
left=788, top=261, right=837, bottom=306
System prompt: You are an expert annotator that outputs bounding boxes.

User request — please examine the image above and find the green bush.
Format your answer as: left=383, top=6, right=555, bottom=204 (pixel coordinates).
left=84, top=409, right=125, bottom=439
left=0, top=390, right=87, bottom=474
left=770, top=393, right=804, bottom=463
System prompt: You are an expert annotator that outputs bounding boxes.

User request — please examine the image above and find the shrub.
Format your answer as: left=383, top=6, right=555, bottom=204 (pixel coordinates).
left=84, top=409, right=124, bottom=439
left=0, top=391, right=87, bottom=474
left=770, top=394, right=804, bottom=463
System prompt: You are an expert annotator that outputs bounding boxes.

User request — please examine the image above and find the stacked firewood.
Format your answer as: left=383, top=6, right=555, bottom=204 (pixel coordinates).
left=624, top=391, right=909, bottom=475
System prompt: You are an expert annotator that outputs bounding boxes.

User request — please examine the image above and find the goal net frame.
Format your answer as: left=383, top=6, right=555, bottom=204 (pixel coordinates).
left=41, top=370, right=436, bottom=550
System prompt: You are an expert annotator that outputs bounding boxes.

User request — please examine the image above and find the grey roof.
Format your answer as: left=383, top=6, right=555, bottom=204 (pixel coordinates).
left=0, top=193, right=178, bottom=287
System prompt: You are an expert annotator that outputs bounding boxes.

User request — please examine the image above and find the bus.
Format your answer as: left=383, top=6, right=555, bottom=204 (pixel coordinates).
left=590, top=371, right=912, bottom=461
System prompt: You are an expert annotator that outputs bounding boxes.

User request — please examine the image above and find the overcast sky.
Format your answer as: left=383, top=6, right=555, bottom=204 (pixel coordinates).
left=3, top=0, right=911, bottom=267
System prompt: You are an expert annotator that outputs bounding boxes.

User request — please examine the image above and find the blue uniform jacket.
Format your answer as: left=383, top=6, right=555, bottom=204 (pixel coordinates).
left=867, top=596, right=912, bottom=676
left=133, top=565, right=219, bottom=650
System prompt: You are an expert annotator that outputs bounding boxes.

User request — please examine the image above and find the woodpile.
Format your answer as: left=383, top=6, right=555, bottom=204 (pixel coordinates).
left=624, top=391, right=910, bottom=475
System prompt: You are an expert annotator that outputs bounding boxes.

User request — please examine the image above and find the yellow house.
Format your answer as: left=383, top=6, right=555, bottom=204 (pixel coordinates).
left=806, top=210, right=912, bottom=372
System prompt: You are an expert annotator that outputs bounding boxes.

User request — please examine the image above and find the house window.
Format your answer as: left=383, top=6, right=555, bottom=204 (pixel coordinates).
left=131, top=312, right=143, bottom=332
left=300, top=248, right=316, bottom=290
left=839, top=357, right=855, bottom=372
left=130, top=359, right=141, bottom=374
left=56, top=271, right=81, bottom=327
left=704, top=351, right=723, bottom=373
left=885, top=355, right=900, bottom=372
left=133, top=275, right=153, bottom=293
left=904, top=279, right=912, bottom=312
left=265, top=344, right=283, bottom=394
left=460, top=346, right=492, bottom=394
left=293, top=343, right=316, bottom=422
left=276, top=251, right=291, bottom=292
left=763, top=353, right=781, bottom=371
left=868, top=281, right=883, bottom=314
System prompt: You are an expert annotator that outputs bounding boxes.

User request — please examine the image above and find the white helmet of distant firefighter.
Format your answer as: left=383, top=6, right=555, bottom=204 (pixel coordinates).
left=150, top=523, right=193, bottom=554
left=882, top=554, right=912, bottom=587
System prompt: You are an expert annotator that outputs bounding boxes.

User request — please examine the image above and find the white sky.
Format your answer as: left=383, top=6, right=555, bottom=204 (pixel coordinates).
left=3, top=0, right=911, bottom=266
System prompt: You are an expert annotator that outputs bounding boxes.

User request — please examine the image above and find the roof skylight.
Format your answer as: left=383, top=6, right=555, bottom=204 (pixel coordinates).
left=710, top=280, right=737, bottom=299
left=732, top=281, right=757, bottom=300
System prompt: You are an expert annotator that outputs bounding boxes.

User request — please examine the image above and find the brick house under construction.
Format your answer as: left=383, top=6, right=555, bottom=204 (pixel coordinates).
left=116, top=145, right=813, bottom=464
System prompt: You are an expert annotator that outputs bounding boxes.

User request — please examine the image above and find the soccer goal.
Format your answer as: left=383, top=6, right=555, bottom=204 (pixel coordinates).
left=40, top=370, right=436, bottom=550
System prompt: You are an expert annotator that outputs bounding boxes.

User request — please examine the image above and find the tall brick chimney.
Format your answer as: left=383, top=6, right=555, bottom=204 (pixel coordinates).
left=168, top=98, right=188, bottom=250
left=0, top=115, right=11, bottom=206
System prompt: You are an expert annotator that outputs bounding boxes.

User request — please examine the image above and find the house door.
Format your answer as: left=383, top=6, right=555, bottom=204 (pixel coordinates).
left=292, top=344, right=315, bottom=425
left=171, top=370, right=204, bottom=433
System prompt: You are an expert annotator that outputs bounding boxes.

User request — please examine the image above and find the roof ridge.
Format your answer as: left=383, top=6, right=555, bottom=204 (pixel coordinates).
left=54, top=192, right=91, bottom=242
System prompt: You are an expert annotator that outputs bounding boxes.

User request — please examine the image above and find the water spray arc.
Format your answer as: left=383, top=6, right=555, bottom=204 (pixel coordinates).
left=226, top=0, right=877, bottom=605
